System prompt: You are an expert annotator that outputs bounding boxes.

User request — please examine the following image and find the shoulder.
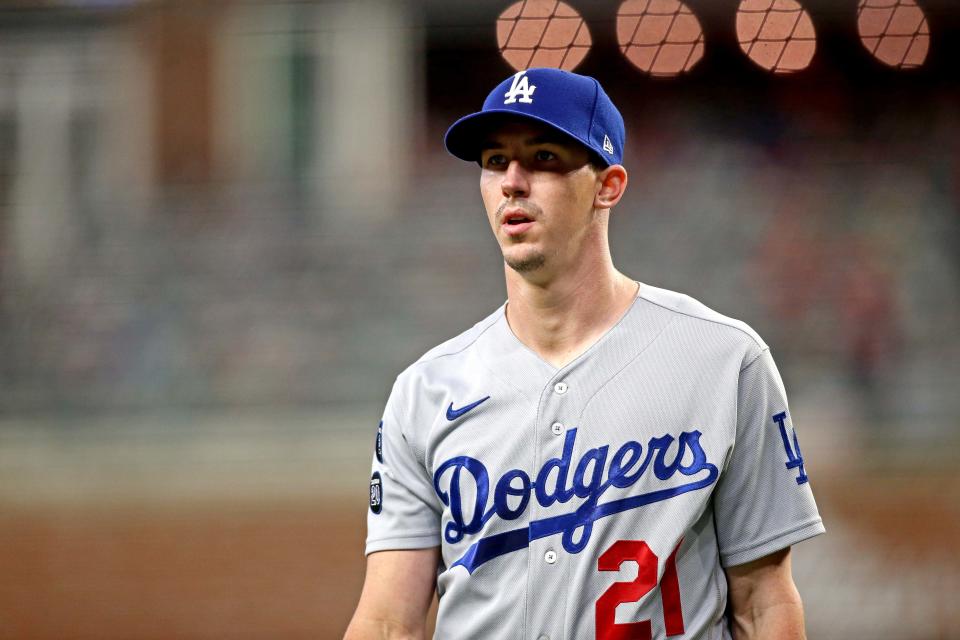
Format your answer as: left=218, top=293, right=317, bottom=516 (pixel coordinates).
left=383, top=305, right=504, bottom=450
left=389, top=304, right=504, bottom=400
left=637, top=283, right=769, bottom=364
left=409, top=304, right=505, bottom=368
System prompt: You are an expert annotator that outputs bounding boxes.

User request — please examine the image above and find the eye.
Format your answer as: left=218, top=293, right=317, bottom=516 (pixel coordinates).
left=483, top=153, right=508, bottom=168
left=534, top=149, right=557, bottom=162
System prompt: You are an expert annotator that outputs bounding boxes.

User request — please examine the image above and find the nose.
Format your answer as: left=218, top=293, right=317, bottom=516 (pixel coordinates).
left=501, top=159, right=530, bottom=198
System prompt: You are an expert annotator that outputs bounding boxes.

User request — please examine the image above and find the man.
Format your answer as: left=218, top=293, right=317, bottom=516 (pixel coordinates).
left=345, top=68, right=824, bottom=639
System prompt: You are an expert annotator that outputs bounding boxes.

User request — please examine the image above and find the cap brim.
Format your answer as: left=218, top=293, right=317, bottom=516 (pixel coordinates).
left=443, top=109, right=609, bottom=166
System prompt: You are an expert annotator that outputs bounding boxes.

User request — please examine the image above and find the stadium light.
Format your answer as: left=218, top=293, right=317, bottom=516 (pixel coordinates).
left=616, top=0, right=705, bottom=77
left=736, top=0, right=817, bottom=73
left=858, top=0, right=929, bottom=69
left=497, top=0, right=592, bottom=72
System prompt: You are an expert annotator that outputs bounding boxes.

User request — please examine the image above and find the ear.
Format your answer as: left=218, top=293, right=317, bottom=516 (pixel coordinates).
left=594, top=164, right=628, bottom=210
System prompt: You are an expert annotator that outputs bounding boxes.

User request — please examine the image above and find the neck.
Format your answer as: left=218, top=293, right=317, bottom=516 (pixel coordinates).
left=504, top=246, right=638, bottom=369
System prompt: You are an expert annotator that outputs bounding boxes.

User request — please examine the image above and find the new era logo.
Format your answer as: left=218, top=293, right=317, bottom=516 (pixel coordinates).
left=603, top=134, right=614, bottom=155
left=504, top=71, right=536, bottom=104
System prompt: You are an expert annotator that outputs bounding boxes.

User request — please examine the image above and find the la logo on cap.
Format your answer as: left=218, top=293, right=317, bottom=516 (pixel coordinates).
left=504, top=71, right=536, bottom=104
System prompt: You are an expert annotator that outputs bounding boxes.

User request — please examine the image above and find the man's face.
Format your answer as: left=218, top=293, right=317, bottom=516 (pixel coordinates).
left=479, top=120, right=603, bottom=279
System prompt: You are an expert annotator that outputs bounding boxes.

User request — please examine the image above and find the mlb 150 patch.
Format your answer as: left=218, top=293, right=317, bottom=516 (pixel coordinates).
left=369, top=472, right=383, bottom=514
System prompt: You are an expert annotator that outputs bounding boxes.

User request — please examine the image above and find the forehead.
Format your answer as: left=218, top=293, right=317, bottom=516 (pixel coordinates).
left=479, top=119, right=581, bottom=150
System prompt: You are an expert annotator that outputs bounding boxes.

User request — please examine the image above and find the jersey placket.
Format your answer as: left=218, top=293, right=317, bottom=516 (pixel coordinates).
left=523, top=373, right=586, bottom=640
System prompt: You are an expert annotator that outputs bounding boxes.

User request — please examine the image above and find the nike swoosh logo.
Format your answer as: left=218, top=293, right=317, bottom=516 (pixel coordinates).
left=446, top=396, right=490, bottom=421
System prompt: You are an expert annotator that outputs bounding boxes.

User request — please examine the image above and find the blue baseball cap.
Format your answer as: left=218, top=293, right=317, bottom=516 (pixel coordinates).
left=444, top=67, right=625, bottom=167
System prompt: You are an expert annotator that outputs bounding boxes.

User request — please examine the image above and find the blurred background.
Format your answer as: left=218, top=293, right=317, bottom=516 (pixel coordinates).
left=0, top=0, right=957, bottom=638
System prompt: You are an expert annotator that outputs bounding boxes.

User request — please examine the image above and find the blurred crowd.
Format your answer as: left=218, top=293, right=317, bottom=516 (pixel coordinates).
left=0, top=1, right=956, bottom=446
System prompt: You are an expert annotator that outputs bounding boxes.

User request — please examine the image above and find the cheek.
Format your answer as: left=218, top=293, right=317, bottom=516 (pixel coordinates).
left=566, top=176, right=599, bottom=215
left=552, top=181, right=592, bottom=216
left=480, top=179, right=501, bottom=223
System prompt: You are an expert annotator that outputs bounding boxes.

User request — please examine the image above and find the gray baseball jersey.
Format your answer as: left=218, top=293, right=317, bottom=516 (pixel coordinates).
left=366, top=283, right=824, bottom=639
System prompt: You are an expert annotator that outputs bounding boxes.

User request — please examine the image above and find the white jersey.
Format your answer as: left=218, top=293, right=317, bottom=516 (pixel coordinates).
left=366, top=283, right=824, bottom=640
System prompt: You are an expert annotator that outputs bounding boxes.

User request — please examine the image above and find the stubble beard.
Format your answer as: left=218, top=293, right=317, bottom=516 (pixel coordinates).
left=505, top=252, right=546, bottom=273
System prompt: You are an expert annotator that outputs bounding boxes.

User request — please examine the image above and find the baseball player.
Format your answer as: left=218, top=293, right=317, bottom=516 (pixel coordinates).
left=345, top=68, right=824, bottom=639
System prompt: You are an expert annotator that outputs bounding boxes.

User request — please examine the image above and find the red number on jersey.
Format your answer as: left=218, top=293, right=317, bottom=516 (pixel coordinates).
left=595, top=539, right=685, bottom=639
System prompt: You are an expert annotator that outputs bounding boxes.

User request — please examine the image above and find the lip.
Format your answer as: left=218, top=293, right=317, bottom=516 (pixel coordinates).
left=500, top=208, right=536, bottom=236
left=502, top=220, right=534, bottom=236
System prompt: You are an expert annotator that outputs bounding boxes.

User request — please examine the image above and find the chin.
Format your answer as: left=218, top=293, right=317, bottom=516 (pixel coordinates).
left=504, top=251, right=547, bottom=274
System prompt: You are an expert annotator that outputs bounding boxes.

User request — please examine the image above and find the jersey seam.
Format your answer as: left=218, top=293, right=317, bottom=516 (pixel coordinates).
left=387, top=382, right=442, bottom=508
left=711, top=563, right=725, bottom=640
left=388, top=383, right=423, bottom=469
left=720, top=517, right=824, bottom=560
left=478, top=349, right=541, bottom=404
left=738, top=346, right=769, bottom=373
left=405, top=305, right=505, bottom=369
left=385, top=390, right=407, bottom=440
left=637, top=293, right=767, bottom=352
left=579, top=315, right=679, bottom=415
left=473, top=314, right=547, bottom=404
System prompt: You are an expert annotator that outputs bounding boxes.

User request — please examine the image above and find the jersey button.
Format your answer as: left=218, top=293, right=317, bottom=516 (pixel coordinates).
left=550, top=422, right=564, bottom=435
left=544, top=549, right=557, bottom=564
left=553, top=381, right=568, bottom=395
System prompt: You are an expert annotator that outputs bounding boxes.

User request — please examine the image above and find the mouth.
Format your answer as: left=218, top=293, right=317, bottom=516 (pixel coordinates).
left=501, top=209, right=536, bottom=236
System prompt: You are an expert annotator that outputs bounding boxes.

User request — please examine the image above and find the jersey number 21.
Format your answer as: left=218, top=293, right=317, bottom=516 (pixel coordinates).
left=596, top=539, right=685, bottom=639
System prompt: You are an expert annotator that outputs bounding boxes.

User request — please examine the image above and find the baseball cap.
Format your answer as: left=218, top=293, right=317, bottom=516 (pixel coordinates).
left=444, top=67, right=625, bottom=167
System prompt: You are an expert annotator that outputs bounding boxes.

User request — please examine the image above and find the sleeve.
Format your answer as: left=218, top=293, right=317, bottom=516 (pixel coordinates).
left=365, top=378, right=442, bottom=555
left=712, top=348, right=825, bottom=567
